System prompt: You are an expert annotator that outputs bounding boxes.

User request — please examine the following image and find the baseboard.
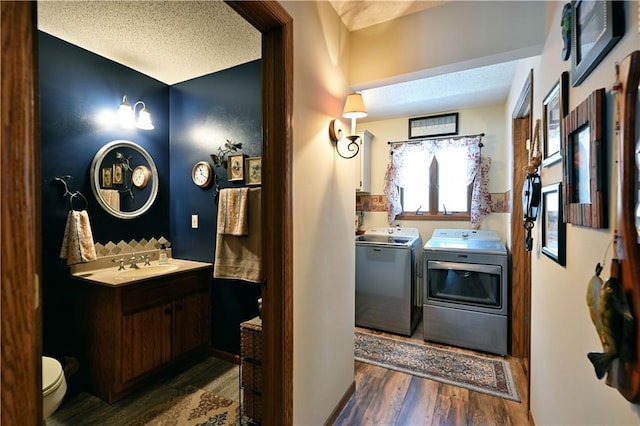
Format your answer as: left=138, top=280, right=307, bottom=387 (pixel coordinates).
left=208, top=348, right=240, bottom=365
left=324, top=380, right=356, bottom=425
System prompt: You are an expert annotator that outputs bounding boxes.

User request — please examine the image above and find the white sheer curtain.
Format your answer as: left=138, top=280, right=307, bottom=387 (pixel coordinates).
left=383, top=136, right=491, bottom=228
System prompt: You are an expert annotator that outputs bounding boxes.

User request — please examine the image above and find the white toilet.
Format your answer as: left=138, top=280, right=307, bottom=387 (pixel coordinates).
left=42, top=356, right=67, bottom=420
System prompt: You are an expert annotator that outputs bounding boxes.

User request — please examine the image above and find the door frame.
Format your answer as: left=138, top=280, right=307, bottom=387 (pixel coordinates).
left=510, top=69, right=533, bottom=410
left=226, top=2, right=294, bottom=424
left=1, top=2, right=294, bottom=425
left=1, top=2, right=42, bottom=424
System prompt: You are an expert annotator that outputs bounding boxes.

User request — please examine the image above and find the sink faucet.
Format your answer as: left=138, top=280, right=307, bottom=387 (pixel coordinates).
left=139, top=254, right=151, bottom=266
left=112, top=258, right=125, bottom=271
left=129, top=254, right=139, bottom=269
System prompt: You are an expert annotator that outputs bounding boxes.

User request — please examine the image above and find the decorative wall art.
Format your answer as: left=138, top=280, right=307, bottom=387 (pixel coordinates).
left=541, top=182, right=566, bottom=266
left=562, top=88, right=606, bottom=228
left=112, top=163, right=124, bottom=184
left=101, top=167, right=113, bottom=188
left=571, top=0, right=624, bottom=86
left=408, top=112, right=459, bottom=139
left=613, top=49, right=640, bottom=403
left=245, top=157, right=262, bottom=185
left=542, top=72, right=569, bottom=167
left=227, top=153, right=244, bottom=181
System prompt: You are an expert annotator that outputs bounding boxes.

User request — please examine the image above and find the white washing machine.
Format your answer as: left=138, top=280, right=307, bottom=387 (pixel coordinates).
left=355, top=227, right=422, bottom=336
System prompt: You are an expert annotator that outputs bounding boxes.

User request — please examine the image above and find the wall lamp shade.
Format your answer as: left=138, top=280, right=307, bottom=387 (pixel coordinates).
left=117, top=95, right=154, bottom=130
left=329, top=93, right=367, bottom=159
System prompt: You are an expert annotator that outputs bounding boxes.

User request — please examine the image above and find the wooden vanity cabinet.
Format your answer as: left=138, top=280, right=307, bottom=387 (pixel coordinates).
left=74, top=266, right=212, bottom=403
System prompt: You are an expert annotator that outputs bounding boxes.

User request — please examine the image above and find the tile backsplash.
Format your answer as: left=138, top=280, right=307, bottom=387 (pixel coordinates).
left=94, top=236, right=171, bottom=258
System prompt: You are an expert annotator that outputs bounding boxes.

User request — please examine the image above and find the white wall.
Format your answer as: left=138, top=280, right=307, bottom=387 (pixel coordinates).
left=357, top=103, right=510, bottom=242
left=280, top=2, right=356, bottom=424
left=515, top=1, right=640, bottom=424
left=349, top=1, right=547, bottom=88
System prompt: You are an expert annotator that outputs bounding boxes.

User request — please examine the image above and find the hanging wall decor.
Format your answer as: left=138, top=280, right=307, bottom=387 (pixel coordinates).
left=562, top=88, right=606, bottom=228
left=542, top=72, right=569, bottom=167
left=571, top=0, right=624, bottom=86
left=541, top=182, right=566, bottom=265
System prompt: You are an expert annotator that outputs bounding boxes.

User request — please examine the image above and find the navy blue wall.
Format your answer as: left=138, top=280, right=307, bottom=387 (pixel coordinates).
left=39, top=33, right=170, bottom=357
left=39, top=32, right=261, bottom=359
left=170, top=60, right=262, bottom=354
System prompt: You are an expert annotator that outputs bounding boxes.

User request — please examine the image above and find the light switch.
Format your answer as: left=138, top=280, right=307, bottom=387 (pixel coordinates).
left=191, top=214, right=198, bottom=229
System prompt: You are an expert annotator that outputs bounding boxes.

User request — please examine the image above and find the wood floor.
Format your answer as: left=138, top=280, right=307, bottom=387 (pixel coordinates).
left=49, top=320, right=530, bottom=425
left=47, top=356, right=239, bottom=425
left=333, top=322, right=531, bottom=426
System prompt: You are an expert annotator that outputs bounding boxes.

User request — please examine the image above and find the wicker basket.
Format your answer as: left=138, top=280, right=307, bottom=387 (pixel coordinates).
left=242, top=388, right=262, bottom=423
left=240, top=317, right=262, bottom=361
left=241, top=358, right=263, bottom=391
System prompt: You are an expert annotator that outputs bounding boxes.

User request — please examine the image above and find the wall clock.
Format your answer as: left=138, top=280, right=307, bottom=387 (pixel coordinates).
left=191, top=161, right=213, bottom=188
left=132, top=165, right=150, bottom=189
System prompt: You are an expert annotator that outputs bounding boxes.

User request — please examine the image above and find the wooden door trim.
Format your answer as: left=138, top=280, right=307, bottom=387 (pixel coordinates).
left=1, top=2, right=42, bottom=424
left=226, top=2, right=293, bottom=425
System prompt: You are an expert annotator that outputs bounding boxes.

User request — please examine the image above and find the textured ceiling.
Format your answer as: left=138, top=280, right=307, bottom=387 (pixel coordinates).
left=37, top=0, right=521, bottom=121
left=37, top=1, right=261, bottom=85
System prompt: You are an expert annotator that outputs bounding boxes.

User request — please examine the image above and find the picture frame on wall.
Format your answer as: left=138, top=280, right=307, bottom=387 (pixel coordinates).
left=408, top=112, right=458, bottom=139
left=227, top=153, right=244, bottom=181
left=541, top=182, right=566, bottom=266
left=571, top=0, right=624, bottom=86
left=101, top=167, right=113, bottom=188
left=112, top=163, right=124, bottom=185
left=245, top=157, right=262, bottom=185
left=562, top=88, right=606, bottom=228
left=542, top=72, right=569, bottom=167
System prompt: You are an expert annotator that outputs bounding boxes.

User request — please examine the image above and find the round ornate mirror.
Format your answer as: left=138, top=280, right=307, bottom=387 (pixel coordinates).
left=90, top=140, right=158, bottom=219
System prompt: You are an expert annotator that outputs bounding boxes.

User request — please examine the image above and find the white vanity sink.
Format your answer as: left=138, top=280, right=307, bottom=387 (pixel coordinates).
left=114, top=264, right=180, bottom=280
left=71, top=258, right=212, bottom=286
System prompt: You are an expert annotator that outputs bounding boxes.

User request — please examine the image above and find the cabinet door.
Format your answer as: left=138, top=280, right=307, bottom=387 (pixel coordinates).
left=121, top=303, right=172, bottom=384
left=356, top=130, right=372, bottom=193
left=172, top=290, right=210, bottom=358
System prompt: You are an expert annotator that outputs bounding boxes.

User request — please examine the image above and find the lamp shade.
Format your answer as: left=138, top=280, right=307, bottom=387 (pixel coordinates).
left=342, top=93, right=367, bottom=119
left=136, top=107, right=154, bottom=130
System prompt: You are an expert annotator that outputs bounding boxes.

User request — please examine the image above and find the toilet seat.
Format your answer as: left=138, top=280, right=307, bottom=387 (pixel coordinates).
left=42, top=356, right=67, bottom=419
left=42, top=356, right=64, bottom=396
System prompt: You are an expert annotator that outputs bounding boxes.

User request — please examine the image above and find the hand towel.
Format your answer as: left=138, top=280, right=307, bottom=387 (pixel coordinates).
left=217, top=187, right=249, bottom=236
left=60, top=210, right=97, bottom=265
left=214, top=187, right=262, bottom=283
left=99, top=189, right=120, bottom=211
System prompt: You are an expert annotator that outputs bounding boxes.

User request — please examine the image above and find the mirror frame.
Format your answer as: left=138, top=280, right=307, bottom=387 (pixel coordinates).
left=90, top=139, right=158, bottom=219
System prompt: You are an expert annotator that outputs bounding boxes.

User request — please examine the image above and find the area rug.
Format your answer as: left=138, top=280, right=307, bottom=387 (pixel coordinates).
left=354, top=331, right=520, bottom=402
left=130, top=386, right=240, bottom=426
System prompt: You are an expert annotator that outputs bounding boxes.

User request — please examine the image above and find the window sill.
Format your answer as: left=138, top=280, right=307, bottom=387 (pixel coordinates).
left=397, top=213, right=470, bottom=221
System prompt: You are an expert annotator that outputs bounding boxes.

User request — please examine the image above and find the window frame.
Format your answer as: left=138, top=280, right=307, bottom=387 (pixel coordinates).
left=397, top=156, right=472, bottom=221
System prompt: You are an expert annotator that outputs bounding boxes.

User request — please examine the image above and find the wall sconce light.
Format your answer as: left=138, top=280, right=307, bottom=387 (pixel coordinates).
left=117, top=95, right=154, bottom=130
left=329, top=92, right=367, bottom=159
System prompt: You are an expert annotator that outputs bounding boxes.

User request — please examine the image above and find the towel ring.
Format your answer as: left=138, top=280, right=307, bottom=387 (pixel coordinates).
left=69, top=191, right=88, bottom=211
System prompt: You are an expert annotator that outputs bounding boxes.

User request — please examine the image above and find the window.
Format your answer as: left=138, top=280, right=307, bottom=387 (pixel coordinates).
left=400, top=146, right=471, bottom=217
left=383, top=136, right=491, bottom=227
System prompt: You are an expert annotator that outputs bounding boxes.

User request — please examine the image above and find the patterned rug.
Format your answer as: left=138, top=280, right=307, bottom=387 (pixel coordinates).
left=354, top=331, right=520, bottom=402
left=130, top=386, right=240, bottom=425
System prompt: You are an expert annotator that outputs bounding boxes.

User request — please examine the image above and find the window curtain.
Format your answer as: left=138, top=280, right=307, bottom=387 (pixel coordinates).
left=383, top=136, right=491, bottom=228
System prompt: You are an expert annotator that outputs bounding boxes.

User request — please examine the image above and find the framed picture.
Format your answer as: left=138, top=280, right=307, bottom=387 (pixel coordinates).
left=112, top=163, right=124, bottom=185
left=227, top=153, right=244, bottom=181
left=542, top=72, right=569, bottom=167
left=408, top=112, right=458, bottom=139
left=571, top=0, right=624, bottom=86
left=101, top=167, right=113, bottom=188
left=562, top=88, right=606, bottom=228
left=541, top=182, right=566, bottom=266
left=245, top=157, right=262, bottom=185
